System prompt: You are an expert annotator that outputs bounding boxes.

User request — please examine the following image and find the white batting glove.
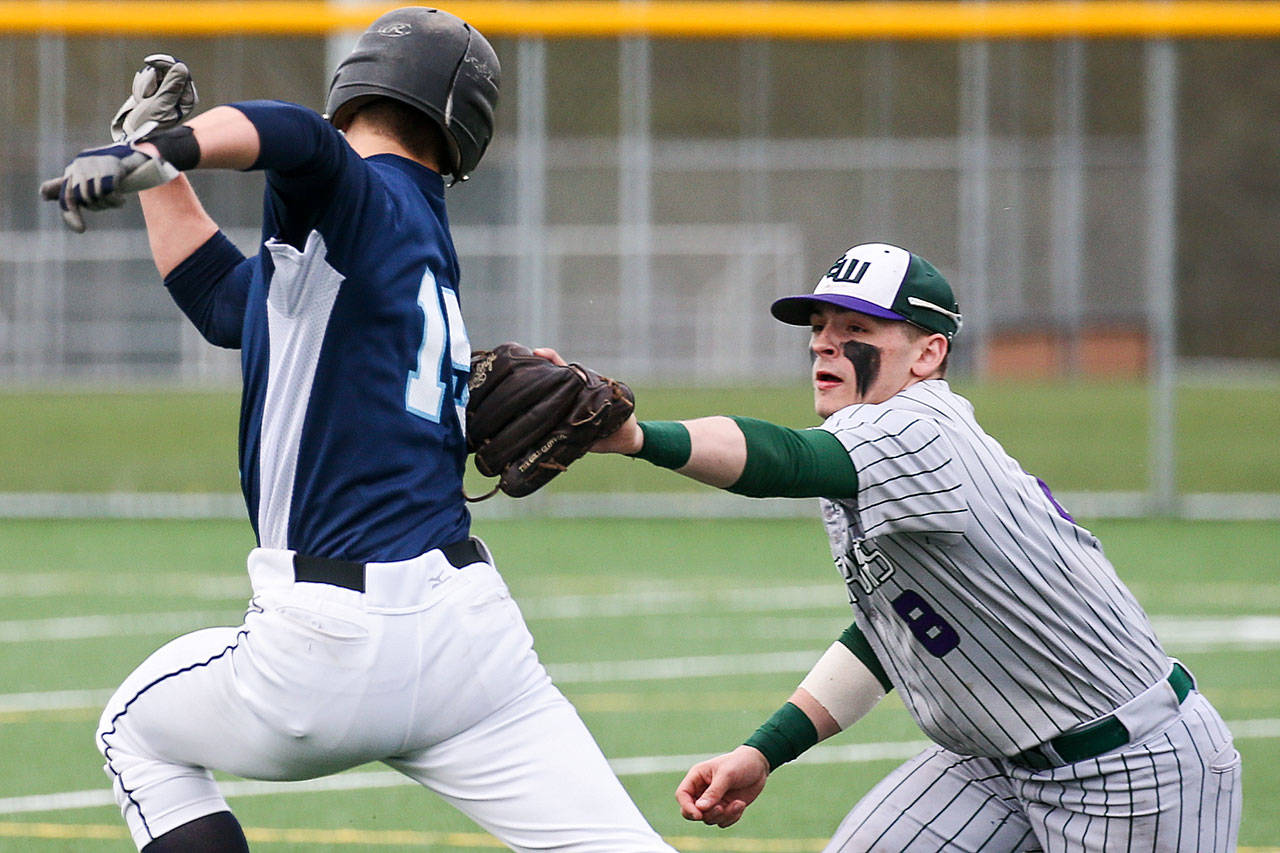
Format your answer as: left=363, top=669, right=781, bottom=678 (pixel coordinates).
left=110, top=54, right=198, bottom=143
left=39, top=143, right=179, bottom=233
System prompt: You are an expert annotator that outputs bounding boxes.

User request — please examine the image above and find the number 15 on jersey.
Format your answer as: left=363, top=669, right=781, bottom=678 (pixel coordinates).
left=406, top=270, right=470, bottom=428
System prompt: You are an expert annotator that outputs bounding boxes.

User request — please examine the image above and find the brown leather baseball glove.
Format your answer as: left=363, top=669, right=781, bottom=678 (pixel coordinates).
left=466, top=342, right=635, bottom=498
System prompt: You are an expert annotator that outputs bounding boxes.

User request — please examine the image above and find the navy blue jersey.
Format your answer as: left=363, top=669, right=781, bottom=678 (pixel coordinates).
left=164, top=100, right=471, bottom=562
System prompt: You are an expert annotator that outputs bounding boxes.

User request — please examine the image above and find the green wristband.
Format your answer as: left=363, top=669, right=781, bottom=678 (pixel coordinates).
left=631, top=421, right=692, bottom=470
left=743, top=701, right=818, bottom=771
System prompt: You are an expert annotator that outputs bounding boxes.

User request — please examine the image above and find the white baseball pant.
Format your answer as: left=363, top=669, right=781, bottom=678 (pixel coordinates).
left=96, top=542, right=677, bottom=852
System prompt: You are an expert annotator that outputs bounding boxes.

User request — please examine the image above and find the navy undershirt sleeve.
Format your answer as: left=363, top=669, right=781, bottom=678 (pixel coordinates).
left=229, top=99, right=364, bottom=249
left=163, top=230, right=250, bottom=349
left=230, top=99, right=341, bottom=175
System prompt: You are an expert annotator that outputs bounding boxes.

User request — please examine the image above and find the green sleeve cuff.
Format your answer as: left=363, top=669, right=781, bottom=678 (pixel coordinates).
left=743, top=701, right=819, bottom=771
left=728, top=417, right=857, bottom=499
left=839, top=621, right=894, bottom=693
left=631, top=420, right=692, bottom=470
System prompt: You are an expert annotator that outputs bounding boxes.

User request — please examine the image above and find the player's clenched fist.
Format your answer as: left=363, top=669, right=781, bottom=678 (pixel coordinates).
left=39, top=143, right=179, bottom=233
left=675, top=745, right=771, bottom=828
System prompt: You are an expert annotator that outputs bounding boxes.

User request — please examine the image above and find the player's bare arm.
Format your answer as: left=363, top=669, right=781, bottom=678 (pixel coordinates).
left=156, top=104, right=260, bottom=169
left=641, top=416, right=748, bottom=488
left=135, top=176, right=217, bottom=278
left=538, top=339, right=839, bottom=494
left=131, top=106, right=259, bottom=276
left=608, top=413, right=857, bottom=499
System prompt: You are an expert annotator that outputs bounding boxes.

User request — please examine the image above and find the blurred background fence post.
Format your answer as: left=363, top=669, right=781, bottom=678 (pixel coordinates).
left=1144, top=38, right=1178, bottom=516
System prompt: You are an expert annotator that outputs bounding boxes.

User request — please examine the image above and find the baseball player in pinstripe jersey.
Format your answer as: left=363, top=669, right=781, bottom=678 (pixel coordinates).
left=577, top=241, right=1242, bottom=851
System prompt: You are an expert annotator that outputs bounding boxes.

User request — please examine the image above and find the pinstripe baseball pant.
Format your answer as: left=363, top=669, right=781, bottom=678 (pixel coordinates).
left=825, top=691, right=1240, bottom=852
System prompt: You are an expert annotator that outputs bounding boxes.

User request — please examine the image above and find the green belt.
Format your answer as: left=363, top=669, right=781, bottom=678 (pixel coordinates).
left=1010, top=662, right=1194, bottom=771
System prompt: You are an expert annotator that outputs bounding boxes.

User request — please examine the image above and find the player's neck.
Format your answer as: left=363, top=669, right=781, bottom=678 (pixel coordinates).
left=345, top=126, right=442, bottom=174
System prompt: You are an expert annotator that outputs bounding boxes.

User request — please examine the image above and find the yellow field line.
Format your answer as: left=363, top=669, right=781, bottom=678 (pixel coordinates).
left=0, top=820, right=830, bottom=850
left=251, top=826, right=506, bottom=846
left=0, top=821, right=125, bottom=840
left=0, top=708, right=97, bottom=724
left=4, top=0, right=1280, bottom=38
left=3, top=820, right=1278, bottom=851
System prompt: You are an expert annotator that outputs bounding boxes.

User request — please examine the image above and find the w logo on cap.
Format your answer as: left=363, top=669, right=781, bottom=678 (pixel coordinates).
left=827, top=257, right=872, bottom=285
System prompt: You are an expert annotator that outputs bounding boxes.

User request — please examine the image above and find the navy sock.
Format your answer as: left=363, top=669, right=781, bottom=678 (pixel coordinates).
left=141, top=811, right=250, bottom=853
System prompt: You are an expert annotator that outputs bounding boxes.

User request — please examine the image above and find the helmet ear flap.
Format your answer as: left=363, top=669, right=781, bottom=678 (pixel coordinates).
left=324, top=7, right=501, bottom=181
left=434, top=24, right=499, bottom=180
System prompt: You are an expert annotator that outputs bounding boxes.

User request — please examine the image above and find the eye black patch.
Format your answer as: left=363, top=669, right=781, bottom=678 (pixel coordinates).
left=842, top=341, right=881, bottom=398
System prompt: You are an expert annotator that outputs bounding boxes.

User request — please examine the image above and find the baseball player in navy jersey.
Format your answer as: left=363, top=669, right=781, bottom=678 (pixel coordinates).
left=41, top=9, right=677, bottom=853
left=568, top=241, right=1242, bottom=851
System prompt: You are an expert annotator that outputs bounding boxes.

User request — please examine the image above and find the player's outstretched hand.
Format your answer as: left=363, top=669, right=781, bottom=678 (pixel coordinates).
left=675, top=745, right=770, bottom=828
left=39, top=143, right=179, bottom=233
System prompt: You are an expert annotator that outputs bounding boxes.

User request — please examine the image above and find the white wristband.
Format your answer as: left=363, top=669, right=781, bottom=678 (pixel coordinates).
left=798, top=641, right=886, bottom=730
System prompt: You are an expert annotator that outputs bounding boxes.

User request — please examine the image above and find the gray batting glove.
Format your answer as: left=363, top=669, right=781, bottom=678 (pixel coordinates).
left=39, top=143, right=179, bottom=233
left=110, top=54, right=198, bottom=143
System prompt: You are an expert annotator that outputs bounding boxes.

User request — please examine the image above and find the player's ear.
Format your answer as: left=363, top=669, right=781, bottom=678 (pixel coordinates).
left=911, top=333, right=948, bottom=379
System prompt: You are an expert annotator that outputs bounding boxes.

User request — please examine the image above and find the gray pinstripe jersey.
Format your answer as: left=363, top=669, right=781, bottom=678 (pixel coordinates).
left=818, top=379, right=1169, bottom=758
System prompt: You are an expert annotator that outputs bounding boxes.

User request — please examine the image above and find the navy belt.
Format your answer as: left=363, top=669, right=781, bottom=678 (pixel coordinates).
left=292, top=538, right=485, bottom=593
left=1009, top=662, right=1195, bottom=771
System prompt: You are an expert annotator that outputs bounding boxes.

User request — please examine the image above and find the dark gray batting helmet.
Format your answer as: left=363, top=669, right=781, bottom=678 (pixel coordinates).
left=324, top=7, right=500, bottom=182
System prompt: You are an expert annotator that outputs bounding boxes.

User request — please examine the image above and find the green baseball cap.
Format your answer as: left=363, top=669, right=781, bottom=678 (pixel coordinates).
left=771, top=242, right=963, bottom=339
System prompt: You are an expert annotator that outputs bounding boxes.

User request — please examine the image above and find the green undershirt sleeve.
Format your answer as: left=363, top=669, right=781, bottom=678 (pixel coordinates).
left=838, top=621, right=894, bottom=694
left=727, top=416, right=858, bottom=499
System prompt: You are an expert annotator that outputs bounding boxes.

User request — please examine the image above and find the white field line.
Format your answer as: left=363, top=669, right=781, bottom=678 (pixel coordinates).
left=1224, top=718, right=1280, bottom=739
left=3, top=593, right=1280, bottom=650
left=3, top=490, right=1280, bottom=520
left=1149, top=615, right=1280, bottom=652
left=4, top=610, right=1280, bottom=712
left=523, top=584, right=844, bottom=618
left=0, top=575, right=839, bottom=607
left=549, top=650, right=822, bottom=683
left=4, top=725, right=1279, bottom=817
left=0, top=582, right=845, bottom=643
left=0, top=651, right=827, bottom=714
left=0, top=611, right=237, bottom=643
left=0, top=573, right=248, bottom=600
left=0, top=688, right=113, bottom=714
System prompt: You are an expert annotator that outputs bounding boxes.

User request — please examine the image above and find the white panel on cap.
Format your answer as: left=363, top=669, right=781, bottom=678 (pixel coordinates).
left=813, top=243, right=910, bottom=310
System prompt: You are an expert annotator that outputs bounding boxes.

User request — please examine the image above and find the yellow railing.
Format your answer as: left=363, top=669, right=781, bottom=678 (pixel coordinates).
left=3, top=0, right=1280, bottom=38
